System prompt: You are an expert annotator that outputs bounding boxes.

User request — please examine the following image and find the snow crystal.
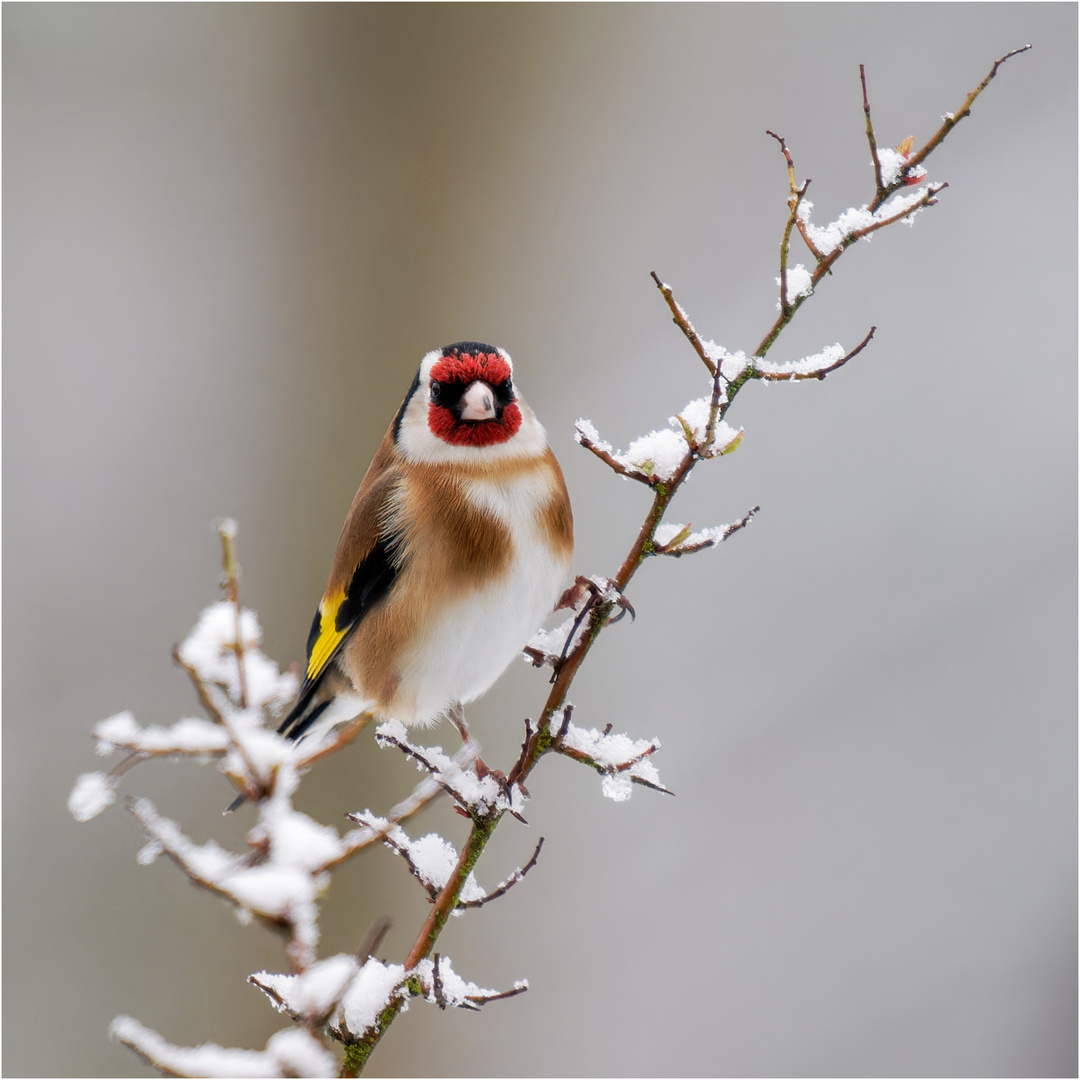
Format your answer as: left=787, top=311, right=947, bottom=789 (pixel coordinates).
left=68, top=772, right=116, bottom=822
left=109, top=1016, right=335, bottom=1079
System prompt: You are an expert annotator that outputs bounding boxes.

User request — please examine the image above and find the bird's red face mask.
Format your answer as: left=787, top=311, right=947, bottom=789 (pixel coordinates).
left=427, top=350, right=522, bottom=447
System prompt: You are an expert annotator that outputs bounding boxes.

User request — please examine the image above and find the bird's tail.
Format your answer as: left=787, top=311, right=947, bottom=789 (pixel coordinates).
left=278, top=678, right=373, bottom=744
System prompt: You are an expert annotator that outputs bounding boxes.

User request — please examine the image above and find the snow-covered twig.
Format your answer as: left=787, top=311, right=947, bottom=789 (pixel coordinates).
left=110, top=1016, right=337, bottom=1079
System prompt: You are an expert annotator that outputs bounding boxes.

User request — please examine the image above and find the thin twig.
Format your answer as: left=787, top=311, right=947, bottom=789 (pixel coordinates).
left=870, top=44, right=1030, bottom=211
left=464, top=983, right=529, bottom=1005
left=457, top=838, right=545, bottom=910
left=575, top=426, right=653, bottom=484
left=650, top=271, right=717, bottom=376
left=756, top=326, right=876, bottom=382
left=860, top=65, right=886, bottom=200
left=218, top=520, right=248, bottom=711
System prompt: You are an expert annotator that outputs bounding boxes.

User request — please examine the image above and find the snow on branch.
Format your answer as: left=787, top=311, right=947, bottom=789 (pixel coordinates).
left=652, top=506, right=760, bottom=558
left=127, top=786, right=337, bottom=969
left=524, top=575, right=635, bottom=675
left=373, top=719, right=523, bottom=820
left=540, top=705, right=671, bottom=801
left=110, top=1016, right=336, bottom=1079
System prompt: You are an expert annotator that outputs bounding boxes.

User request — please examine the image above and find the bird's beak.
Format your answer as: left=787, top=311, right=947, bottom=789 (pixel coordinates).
left=458, top=380, right=498, bottom=421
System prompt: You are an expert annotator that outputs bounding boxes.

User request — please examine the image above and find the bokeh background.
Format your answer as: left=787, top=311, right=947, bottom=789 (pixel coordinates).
left=5, top=4, right=1076, bottom=1077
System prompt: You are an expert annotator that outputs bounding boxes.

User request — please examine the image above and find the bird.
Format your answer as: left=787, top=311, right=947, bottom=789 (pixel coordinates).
left=277, top=341, right=574, bottom=747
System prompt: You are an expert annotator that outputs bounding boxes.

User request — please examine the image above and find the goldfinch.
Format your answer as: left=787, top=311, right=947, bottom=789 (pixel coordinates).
left=279, top=342, right=574, bottom=743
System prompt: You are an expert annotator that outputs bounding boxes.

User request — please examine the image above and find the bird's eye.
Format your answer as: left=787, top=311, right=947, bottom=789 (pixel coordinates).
left=430, top=380, right=442, bottom=402
left=502, top=378, right=513, bottom=395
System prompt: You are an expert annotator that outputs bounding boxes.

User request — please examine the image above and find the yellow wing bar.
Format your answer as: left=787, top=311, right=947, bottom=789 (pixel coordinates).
left=307, top=588, right=348, bottom=682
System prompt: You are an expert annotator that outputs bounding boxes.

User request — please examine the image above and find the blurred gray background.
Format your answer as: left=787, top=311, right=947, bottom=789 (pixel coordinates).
left=4, top=4, right=1076, bottom=1077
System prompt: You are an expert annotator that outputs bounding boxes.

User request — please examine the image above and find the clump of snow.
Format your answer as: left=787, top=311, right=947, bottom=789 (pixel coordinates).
left=622, top=428, right=687, bottom=482
left=876, top=146, right=928, bottom=188
left=574, top=420, right=685, bottom=484
left=137, top=840, right=164, bottom=866
left=413, top=954, right=521, bottom=1009
left=525, top=614, right=587, bottom=665
left=222, top=710, right=294, bottom=794
left=777, top=263, right=814, bottom=306
left=797, top=199, right=874, bottom=255
left=375, top=719, right=510, bottom=816
left=561, top=723, right=658, bottom=771
left=129, top=789, right=336, bottom=965
left=672, top=398, right=742, bottom=456
left=757, top=343, right=845, bottom=378
left=177, top=601, right=297, bottom=712
left=337, top=958, right=407, bottom=1037
left=877, top=146, right=906, bottom=187
left=94, top=712, right=230, bottom=757
left=797, top=183, right=935, bottom=257
left=702, top=343, right=752, bottom=383
left=68, top=772, right=116, bottom=822
left=554, top=713, right=667, bottom=801
left=601, top=774, right=634, bottom=802
left=253, top=780, right=346, bottom=873
left=654, top=521, right=744, bottom=554
left=384, top=829, right=486, bottom=902
left=253, top=953, right=359, bottom=1020
left=109, top=1016, right=335, bottom=1079
left=578, top=391, right=746, bottom=482
left=573, top=417, right=607, bottom=452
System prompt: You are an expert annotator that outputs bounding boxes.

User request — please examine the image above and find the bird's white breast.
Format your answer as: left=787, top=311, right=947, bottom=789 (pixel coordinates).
left=399, top=469, right=569, bottom=726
